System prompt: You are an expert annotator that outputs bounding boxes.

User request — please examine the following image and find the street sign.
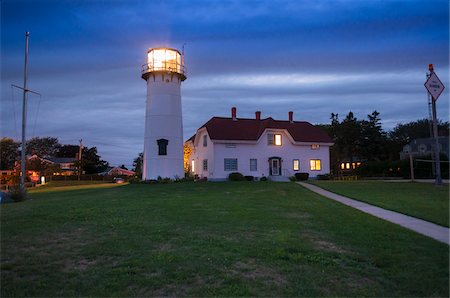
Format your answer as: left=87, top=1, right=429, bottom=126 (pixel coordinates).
left=424, top=72, right=445, bottom=101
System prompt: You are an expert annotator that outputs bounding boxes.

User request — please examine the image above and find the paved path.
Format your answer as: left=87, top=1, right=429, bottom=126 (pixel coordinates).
left=297, top=182, right=450, bottom=245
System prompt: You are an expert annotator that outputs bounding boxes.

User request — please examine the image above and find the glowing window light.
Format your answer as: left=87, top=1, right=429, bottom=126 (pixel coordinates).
left=191, top=160, right=195, bottom=172
left=310, top=160, right=321, bottom=171
left=275, top=134, right=282, bottom=146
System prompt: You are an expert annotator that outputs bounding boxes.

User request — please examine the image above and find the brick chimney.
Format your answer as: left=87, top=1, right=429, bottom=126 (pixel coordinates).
left=288, top=111, right=294, bottom=123
left=231, top=107, right=237, bottom=121
left=255, top=111, right=261, bottom=120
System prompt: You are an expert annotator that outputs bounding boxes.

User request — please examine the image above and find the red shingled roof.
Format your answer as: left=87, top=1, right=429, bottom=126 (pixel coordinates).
left=196, top=117, right=333, bottom=143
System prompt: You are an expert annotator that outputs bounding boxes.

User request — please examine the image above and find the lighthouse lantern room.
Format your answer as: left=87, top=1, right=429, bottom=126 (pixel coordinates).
left=141, top=47, right=186, bottom=180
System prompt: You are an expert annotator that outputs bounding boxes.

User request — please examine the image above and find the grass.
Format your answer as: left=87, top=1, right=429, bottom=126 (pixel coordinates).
left=1, top=182, right=448, bottom=297
left=308, top=180, right=449, bottom=227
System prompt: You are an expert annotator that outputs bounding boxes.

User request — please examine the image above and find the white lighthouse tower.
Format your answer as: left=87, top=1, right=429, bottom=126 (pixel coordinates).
left=141, top=47, right=186, bottom=180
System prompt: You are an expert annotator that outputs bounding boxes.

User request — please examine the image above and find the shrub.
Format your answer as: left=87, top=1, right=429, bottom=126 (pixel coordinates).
left=244, top=175, right=254, bottom=181
left=161, top=178, right=173, bottom=184
left=228, top=172, right=245, bottom=181
left=128, top=177, right=142, bottom=184
left=289, top=176, right=297, bottom=182
left=295, top=173, right=309, bottom=181
left=260, top=176, right=267, bottom=181
left=317, top=174, right=332, bottom=180
left=7, top=185, right=27, bottom=202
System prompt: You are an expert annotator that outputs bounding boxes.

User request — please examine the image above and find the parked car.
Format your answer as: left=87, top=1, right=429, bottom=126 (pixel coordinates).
left=113, top=177, right=125, bottom=184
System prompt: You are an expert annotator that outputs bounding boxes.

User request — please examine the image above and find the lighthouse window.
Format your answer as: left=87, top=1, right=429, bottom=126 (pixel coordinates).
left=157, top=139, right=168, bottom=155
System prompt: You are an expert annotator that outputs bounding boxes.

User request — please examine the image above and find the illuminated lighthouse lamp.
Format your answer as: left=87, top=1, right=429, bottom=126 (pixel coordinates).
left=142, top=48, right=186, bottom=80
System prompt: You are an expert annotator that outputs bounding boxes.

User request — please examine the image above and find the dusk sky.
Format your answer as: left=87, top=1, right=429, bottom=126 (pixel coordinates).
left=2, top=0, right=449, bottom=168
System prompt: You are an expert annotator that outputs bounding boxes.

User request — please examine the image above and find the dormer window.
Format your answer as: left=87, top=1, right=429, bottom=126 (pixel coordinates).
left=157, top=139, right=168, bottom=155
left=268, top=133, right=282, bottom=146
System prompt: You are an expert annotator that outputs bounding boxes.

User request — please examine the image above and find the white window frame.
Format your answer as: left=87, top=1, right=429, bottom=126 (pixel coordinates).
left=203, top=159, right=208, bottom=171
left=224, top=158, right=238, bottom=171
left=293, top=159, right=300, bottom=171
left=250, top=159, right=257, bottom=171
left=310, top=159, right=321, bottom=171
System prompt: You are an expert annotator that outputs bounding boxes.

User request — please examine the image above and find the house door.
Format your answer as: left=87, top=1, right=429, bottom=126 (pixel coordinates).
left=271, top=159, right=280, bottom=176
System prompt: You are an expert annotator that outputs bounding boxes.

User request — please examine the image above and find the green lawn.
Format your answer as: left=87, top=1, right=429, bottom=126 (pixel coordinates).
left=1, top=182, right=448, bottom=297
left=309, top=180, right=449, bottom=227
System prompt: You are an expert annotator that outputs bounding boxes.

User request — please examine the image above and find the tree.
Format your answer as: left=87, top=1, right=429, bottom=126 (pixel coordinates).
left=133, top=152, right=143, bottom=178
left=81, top=147, right=109, bottom=174
left=26, top=137, right=61, bottom=157
left=389, top=119, right=449, bottom=145
left=1, top=138, right=20, bottom=170
left=184, top=144, right=193, bottom=173
left=57, top=144, right=108, bottom=174
left=360, top=111, right=387, bottom=161
left=119, top=164, right=128, bottom=170
left=56, top=145, right=79, bottom=158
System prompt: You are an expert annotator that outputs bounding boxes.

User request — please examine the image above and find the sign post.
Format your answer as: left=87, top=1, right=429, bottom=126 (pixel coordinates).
left=424, top=64, right=445, bottom=185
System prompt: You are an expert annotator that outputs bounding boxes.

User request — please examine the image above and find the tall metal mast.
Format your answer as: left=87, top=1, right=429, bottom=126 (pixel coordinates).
left=20, top=32, right=30, bottom=192
left=11, top=32, right=41, bottom=193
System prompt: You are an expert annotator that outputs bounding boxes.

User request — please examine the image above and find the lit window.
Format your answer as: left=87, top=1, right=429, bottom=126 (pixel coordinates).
left=311, top=144, right=320, bottom=150
left=203, top=159, right=208, bottom=171
left=275, top=134, right=282, bottom=146
left=293, top=159, right=300, bottom=171
left=191, top=160, right=195, bottom=172
left=310, top=159, right=321, bottom=171
left=224, top=158, right=238, bottom=171
left=250, top=159, right=257, bottom=171
left=341, top=163, right=345, bottom=170
left=157, top=139, right=168, bottom=155
left=203, top=135, right=207, bottom=147
left=352, top=163, right=356, bottom=169
left=346, top=163, right=350, bottom=170
left=267, top=133, right=282, bottom=146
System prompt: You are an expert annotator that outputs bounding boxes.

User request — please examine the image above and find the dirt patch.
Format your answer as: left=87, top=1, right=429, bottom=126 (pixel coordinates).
left=227, top=259, right=287, bottom=286
left=64, top=258, right=97, bottom=272
left=284, top=212, right=312, bottom=220
left=303, top=232, right=350, bottom=254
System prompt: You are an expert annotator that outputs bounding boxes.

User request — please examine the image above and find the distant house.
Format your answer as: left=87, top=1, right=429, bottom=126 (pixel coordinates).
left=99, top=167, right=135, bottom=177
left=41, top=156, right=78, bottom=175
left=185, top=108, right=333, bottom=181
left=400, top=137, right=449, bottom=160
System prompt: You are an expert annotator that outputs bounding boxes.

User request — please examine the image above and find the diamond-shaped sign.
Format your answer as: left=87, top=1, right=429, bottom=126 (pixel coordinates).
left=424, top=72, right=445, bottom=101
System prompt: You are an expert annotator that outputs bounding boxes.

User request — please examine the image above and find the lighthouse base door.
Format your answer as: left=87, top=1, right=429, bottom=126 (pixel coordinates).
left=270, top=159, right=280, bottom=176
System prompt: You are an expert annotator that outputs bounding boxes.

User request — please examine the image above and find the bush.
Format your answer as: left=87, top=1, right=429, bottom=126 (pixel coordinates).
left=260, top=176, right=267, bottom=181
left=295, top=173, right=309, bottom=181
left=128, top=177, right=142, bottom=184
left=244, top=175, right=254, bottom=181
left=317, top=174, right=332, bottom=180
left=289, top=176, right=297, bottom=182
left=7, top=185, right=27, bottom=202
left=228, top=172, right=245, bottom=181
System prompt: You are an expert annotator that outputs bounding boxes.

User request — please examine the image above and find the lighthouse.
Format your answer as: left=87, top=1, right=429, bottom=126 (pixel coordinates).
left=141, top=47, right=187, bottom=180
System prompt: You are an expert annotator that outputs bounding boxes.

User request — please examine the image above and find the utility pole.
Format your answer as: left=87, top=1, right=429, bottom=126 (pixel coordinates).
left=78, top=139, right=83, bottom=181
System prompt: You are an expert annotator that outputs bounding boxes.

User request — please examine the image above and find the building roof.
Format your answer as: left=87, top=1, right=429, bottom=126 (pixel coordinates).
left=196, top=117, right=333, bottom=143
left=43, top=157, right=78, bottom=164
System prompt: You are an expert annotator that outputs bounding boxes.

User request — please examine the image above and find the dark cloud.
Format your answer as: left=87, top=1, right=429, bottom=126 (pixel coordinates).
left=1, top=0, right=448, bottom=166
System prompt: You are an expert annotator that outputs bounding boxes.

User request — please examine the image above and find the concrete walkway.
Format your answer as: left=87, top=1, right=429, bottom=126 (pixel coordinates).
left=297, top=182, right=450, bottom=245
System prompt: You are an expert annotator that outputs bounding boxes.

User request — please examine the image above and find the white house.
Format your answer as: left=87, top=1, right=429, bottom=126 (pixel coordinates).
left=186, top=108, right=333, bottom=181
